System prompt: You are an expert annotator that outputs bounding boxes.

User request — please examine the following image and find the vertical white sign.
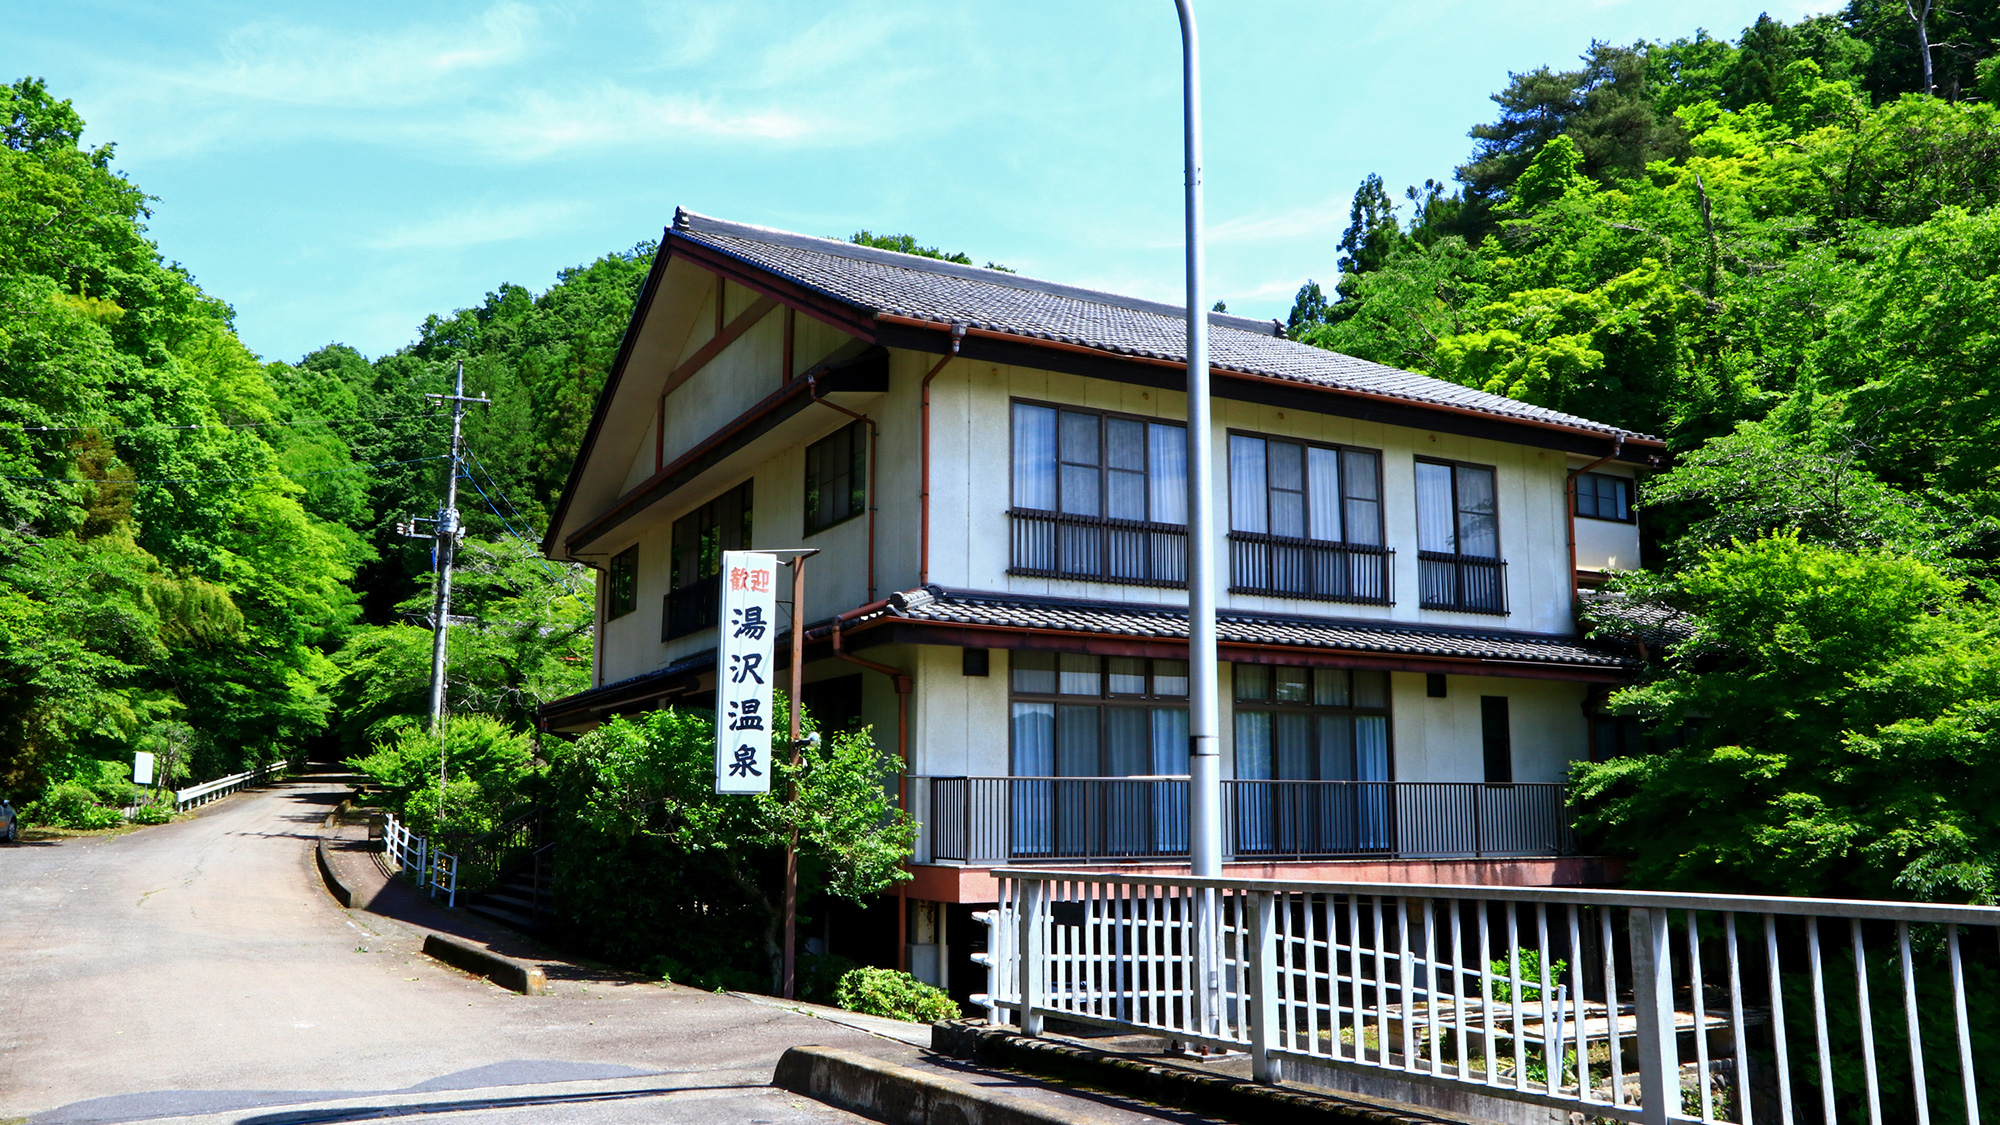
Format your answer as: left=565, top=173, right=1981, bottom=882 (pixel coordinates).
left=716, top=550, right=777, bottom=794
left=133, top=751, right=155, bottom=787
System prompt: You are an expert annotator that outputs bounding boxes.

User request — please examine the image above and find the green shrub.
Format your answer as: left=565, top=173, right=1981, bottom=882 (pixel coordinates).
left=132, top=800, right=174, bottom=825
left=1488, top=949, right=1568, bottom=1005
left=832, top=967, right=960, bottom=1023
left=346, top=714, right=537, bottom=838
left=25, top=781, right=124, bottom=830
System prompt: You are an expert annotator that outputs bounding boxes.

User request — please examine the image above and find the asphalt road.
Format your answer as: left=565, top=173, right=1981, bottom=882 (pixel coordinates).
left=0, top=776, right=887, bottom=1125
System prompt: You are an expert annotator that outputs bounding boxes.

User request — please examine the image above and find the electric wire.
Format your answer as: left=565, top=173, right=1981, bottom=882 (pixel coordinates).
left=0, top=453, right=449, bottom=486
left=0, top=410, right=444, bottom=435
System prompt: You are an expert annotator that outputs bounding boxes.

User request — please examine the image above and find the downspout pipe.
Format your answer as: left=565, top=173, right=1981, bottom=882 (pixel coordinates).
left=807, top=371, right=880, bottom=602
left=919, top=323, right=967, bottom=588
left=831, top=609, right=915, bottom=974
left=1566, top=435, right=1626, bottom=606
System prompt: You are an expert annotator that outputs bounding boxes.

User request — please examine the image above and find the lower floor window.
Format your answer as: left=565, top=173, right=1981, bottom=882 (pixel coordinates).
left=1233, top=665, right=1392, bottom=854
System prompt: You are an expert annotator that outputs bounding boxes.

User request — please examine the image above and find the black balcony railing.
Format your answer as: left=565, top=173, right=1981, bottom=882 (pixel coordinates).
left=662, top=573, right=721, bottom=641
left=1008, top=508, right=1187, bottom=588
left=1417, top=551, right=1508, bottom=614
left=919, top=776, right=1574, bottom=865
left=1228, top=532, right=1393, bottom=605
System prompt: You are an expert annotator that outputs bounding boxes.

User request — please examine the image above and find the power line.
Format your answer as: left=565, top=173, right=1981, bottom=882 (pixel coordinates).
left=0, top=410, right=444, bottom=435
left=456, top=445, right=590, bottom=605
left=0, top=453, right=448, bottom=486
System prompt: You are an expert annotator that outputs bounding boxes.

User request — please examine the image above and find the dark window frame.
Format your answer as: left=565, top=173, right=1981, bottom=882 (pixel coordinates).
left=803, top=421, right=868, bottom=535
left=1230, top=664, right=1396, bottom=782
left=1008, top=398, right=1189, bottom=524
left=1007, top=399, right=1190, bottom=588
left=1414, top=456, right=1508, bottom=615
left=1007, top=652, right=1191, bottom=778
left=1575, top=471, right=1635, bottom=523
left=1224, top=429, right=1386, bottom=545
left=662, top=479, right=754, bottom=641
left=607, top=545, right=638, bottom=620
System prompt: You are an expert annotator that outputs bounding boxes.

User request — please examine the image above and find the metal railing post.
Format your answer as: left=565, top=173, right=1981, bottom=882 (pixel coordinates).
left=1247, top=889, right=1282, bottom=1083
left=1018, top=878, right=1048, bottom=1036
left=1629, top=907, right=1676, bottom=1125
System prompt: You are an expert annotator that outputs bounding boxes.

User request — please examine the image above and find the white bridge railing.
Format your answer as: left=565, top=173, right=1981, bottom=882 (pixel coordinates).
left=979, top=869, right=1998, bottom=1125
left=381, top=811, right=458, bottom=907
left=173, top=761, right=289, bottom=811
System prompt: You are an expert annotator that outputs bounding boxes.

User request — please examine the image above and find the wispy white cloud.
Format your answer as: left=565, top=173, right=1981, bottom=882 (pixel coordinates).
left=363, top=199, right=583, bottom=251
left=178, top=3, right=540, bottom=109
left=456, top=84, right=819, bottom=161
left=1207, top=199, right=1350, bottom=247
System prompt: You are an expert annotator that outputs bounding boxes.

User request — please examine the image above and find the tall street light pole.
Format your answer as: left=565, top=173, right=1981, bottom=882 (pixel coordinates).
left=1175, top=0, right=1225, bottom=1046
left=1176, top=0, right=1221, bottom=880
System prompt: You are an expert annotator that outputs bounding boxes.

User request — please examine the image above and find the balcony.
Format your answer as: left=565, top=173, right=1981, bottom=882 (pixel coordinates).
left=916, top=776, right=1574, bottom=866
left=1008, top=508, right=1186, bottom=588
left=1417, top=551, right=1507, bottom=614
left=1228, top=532, right=1393, bottom=605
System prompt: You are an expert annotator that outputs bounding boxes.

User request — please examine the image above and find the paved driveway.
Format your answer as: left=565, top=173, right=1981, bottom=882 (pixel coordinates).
left=0, top=776, right=883, bottom=1125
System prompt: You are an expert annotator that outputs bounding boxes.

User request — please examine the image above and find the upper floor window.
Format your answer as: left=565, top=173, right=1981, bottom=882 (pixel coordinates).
left=804, top=421, right=867, bottom=534
left=607, top=545, right=638, bottom=620
left=1227, top=434, right=1390, bottom=604
left=1414, top=459, right=1506, bottom=614
left=664, top=480, right=753, bottom=640
left=1575, top=471, right=1633, bottom=522
left=1009, top=403, right=1187, bottom=587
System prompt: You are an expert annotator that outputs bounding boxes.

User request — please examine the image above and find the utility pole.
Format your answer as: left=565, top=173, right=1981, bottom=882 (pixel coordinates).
left=397, top=359, right=488, bottom=830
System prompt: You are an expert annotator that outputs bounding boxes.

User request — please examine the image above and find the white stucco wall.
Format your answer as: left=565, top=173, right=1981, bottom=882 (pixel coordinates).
left=927, top=363, right=1585, bottom=635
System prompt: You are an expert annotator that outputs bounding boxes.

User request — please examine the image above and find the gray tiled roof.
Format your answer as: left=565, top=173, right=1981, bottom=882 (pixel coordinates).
left=864, top=587, right=1634, bottom=670
left=672, top=209, right=1659, bottom=443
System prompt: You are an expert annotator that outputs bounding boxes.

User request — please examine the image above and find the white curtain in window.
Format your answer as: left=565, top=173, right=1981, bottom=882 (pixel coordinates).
left=1011, top=702, right=1055, bottom=774
left=1105, top=707, right=1149, bottom=776
left=1149, top=423, right=1187, bottom=525
left=1010, top=702, right=1055, bottom=857
left=1233, top=711, right=1272, bottom=779
left=1317, top=715, right=1355, bottom=780
left=1274, top=712, right=1314, bottom=779
left=1457, top=466, right=1499, bottom=558
left=1355, top=714, right=1391, bottom=850
left=1105, top=418, right=1147, bottom=521
left=1307, top=447, right=1341, bottom=542
left=1151, top=708, right=1189, bottom=852
left=1341, top=451, right=1382, bottom=546
left=1234, top=710, right=1273, bottom=853
left=1415, top=461, right=1455, bottom=553
left=1012, top=405, right=1057, bottom=511
left=1055, top=704, right=1099, bottom=776
left=1229, top=435, right=1267, bottom=533
left=1151, top=707, right=1190, bottom=775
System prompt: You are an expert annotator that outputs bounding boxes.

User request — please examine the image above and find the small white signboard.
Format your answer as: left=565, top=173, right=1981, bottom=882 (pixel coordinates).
left=133, top=751, right=155, bottom=787
left=715, top=550, right=777, bottom=794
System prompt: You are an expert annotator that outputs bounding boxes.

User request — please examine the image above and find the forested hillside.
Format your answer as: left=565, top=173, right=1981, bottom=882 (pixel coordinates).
left=0, top=77, right=619, bottom=819
left=1287, top=6, right=2000, bottom=902
left=6, top=0, right=2000, bottom=904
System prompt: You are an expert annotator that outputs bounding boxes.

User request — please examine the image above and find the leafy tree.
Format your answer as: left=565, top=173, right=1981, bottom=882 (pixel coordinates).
left=546, top=699, right=913, bottom=990
left=1573, top=537, right=2000, bottom=902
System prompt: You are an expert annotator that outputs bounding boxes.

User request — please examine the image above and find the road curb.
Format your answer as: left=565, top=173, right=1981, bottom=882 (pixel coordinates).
left=773, top=1044, right=1096, bottom=1125
left=421, top=931, right=547, bottom=996
left=314, top=839, right=355, bottom=909
left=930, top=1021, right=1454, bottom=1125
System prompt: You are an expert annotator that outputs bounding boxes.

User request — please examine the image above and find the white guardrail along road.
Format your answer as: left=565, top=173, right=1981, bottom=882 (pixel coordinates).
left=380, top=812, right=458, bottom=908
left=173, top=761, right=289, bottom=812
left=976, top=870, right=1998, bottom=1125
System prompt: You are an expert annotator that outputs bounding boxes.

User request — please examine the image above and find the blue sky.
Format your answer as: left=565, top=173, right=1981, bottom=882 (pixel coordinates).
left=9, top=0, right=1826, bottom=364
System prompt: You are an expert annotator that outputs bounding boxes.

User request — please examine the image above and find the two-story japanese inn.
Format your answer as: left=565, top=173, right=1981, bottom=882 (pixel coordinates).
left=539, top=209, right=1662, bottom=994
